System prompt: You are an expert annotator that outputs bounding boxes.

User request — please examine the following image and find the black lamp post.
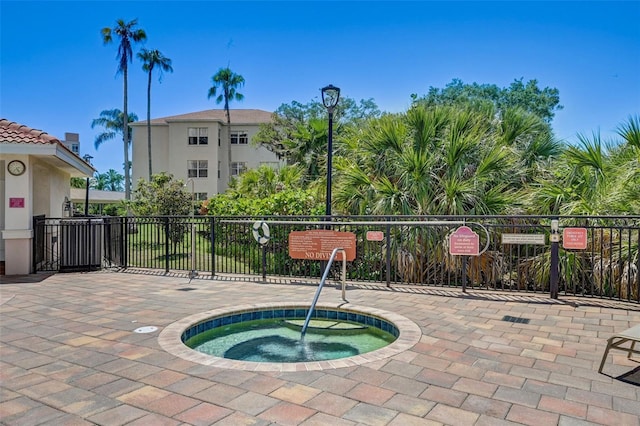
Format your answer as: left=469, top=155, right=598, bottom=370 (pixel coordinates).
left=321, top=84, right=340, bottom=217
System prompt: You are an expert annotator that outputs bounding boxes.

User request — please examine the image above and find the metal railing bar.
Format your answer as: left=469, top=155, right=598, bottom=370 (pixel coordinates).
left=220, top=220, right=474, bottom=226
left=301, top=247, right=347, bottom=336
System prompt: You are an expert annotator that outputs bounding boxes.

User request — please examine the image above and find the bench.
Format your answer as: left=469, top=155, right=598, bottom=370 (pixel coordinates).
left=598, top=324, right=640, bottom=373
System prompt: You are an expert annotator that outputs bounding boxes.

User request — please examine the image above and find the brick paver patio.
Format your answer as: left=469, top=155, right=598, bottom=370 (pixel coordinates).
left=1, top=271, right=639, bottom=425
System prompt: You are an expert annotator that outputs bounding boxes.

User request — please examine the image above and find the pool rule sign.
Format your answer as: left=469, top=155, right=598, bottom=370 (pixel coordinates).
left=289, top=230, right=356, bottom=261
left=448, top=226, right=480, bottom=293
left=449, top=226, right=480, bottom=256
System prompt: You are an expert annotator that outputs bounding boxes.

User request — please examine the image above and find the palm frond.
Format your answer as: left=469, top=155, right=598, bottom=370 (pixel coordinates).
left=616, top=114, right=640, bottom=150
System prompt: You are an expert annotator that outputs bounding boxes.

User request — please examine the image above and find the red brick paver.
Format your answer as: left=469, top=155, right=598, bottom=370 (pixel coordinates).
left=1, top=271, right=639, bottom=425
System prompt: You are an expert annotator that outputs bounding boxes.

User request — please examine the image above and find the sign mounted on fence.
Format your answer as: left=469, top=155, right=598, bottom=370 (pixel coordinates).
left=501, top=233, right=546, bottom=245
left=563, top=227, right=588, bottom=250
left=366, top=231, right=385, bottom=242
left=289, top=230, right=356, bottom=261
left=449, top=226, right=479, bottom=256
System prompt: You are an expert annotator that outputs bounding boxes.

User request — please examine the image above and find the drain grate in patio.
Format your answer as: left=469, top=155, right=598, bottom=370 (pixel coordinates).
left=502, top=315, right=530, bottom=324
left=177, top=287, right=197, bottom=292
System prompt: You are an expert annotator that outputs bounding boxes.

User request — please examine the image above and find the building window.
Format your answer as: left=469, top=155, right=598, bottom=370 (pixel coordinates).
left=218, top=161, right=221, bottom=179
left=71, top=143, right=79, bottom=154
left=231, top=162, right=247, bottom=176
left=188, top=128, right=208, bottom=145
left=230, top=131, right=248, bottom=145
left=194, top=192, right=208, bottom=201
left=188, top=160, right=208, bottom=178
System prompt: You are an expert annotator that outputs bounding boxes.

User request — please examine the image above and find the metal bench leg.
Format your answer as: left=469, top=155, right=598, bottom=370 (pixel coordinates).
left=598, top=339, right=614, bottom=373
left=629, top=341, right=636, bottom=359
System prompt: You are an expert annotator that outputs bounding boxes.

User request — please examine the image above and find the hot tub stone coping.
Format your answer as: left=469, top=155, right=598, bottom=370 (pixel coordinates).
left=158, top=302, right=422, bottom=372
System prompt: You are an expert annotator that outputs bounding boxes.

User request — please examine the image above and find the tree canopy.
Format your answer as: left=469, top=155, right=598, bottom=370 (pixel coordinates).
left=413, top=78, right=563, bottom=123
left=130, top=172, right=192, bottom=216
left=202, top=165, right=323, bottom=216
left=334, top=104, right=558, bottom=216
left=252, top=96, right=381, bottom=165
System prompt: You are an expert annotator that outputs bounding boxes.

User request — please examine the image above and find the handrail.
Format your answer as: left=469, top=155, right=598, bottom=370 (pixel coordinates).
left=301, top=247, right=347, bottom=336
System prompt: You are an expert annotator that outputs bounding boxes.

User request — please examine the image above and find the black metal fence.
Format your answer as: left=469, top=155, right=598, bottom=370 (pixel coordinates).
left=33, top=215, right=640, bottom=303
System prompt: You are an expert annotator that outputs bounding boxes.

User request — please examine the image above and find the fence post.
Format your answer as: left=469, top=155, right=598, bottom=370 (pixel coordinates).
left=31, top=216, right=38, bottom=273
left=462, top=256, right=468, bottom=293
left=164, top=217, right=170, bottom=274
left=385, top=223, right=392, bottom=287
left=210, top=215, right=216, bottom=277
left=550, top=218, right=559, bottom=299
left=636, top=229, right=640, bottom=303
left=87, top=218, right=92, bottom=272
left=262, top=245, right=267, bottom=281
left=122, top=217, right=128, bottom=268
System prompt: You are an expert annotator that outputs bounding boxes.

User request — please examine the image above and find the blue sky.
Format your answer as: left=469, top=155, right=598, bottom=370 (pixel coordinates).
left=2, top=1, right=639, bottom=174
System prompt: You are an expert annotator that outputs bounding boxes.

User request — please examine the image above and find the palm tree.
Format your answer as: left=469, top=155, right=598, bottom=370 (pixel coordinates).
left=91, top=173, right=109, bottom=190
left=137, top=48, right=173, bottom=180
left=335, top=105, right=519, bottom=216
left=236, top=164, right=304, bottom=197
left=334, top=104, right=527, bottom=284
left=91, top=109, right=138, bottom=148
left=613, top=115, right=640, bottom=213
left=208, top=67, right=245, bottom=182
left=101, top=18, right=147, bottom=200
left=70, top=177, right=86, bottom=189
left=91, top=109, right=138, bottom=188
left=522, top=118, right=640, bottom=298
left=104, top=169, right=125, bottom=191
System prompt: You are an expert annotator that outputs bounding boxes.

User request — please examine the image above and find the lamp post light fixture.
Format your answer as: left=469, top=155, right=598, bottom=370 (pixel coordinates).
left=321, top=84, right=340, bottom=217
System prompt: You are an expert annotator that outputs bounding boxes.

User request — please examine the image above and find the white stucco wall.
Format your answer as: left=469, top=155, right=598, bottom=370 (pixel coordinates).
left=2, top=155, right=33, bottom=274
left=131, top=123, right=170, bottom=186
left=32, top=158, right=71, bottom=218
left=0, top=161, right=5, bottom=264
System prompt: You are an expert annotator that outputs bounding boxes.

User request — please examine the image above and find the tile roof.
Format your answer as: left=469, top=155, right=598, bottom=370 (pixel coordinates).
left=0, top=118, right=62, bottom=145
left=134, top=109, right=273, bottom=126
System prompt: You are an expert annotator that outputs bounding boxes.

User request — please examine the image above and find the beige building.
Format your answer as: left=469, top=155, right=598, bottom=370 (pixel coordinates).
left=0, top=119, right=95, bottom=275
left=130, top=109, right=282, bottom=199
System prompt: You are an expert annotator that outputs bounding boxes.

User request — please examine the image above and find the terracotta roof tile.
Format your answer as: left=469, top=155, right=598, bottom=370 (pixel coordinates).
left=132, top=109, right=273, bottom=126
left=0, top=118, right=62, bottom=145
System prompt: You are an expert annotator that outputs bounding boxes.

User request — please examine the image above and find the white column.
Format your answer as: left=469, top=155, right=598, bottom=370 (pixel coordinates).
left=2, top=155, right=33, bottom=275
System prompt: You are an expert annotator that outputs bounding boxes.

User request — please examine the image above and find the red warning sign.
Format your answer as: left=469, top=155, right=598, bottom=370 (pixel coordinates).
left=563, top=228, right=587, bottom=250
left=366, top=231, right=385, bottom=241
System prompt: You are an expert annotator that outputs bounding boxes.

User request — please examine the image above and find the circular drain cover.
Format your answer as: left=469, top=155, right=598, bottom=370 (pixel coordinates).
left=134, top=326, right=158, bottom=334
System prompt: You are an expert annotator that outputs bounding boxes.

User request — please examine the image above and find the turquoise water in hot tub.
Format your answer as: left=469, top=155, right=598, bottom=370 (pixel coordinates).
left=185, top=318, right=396, bottom=363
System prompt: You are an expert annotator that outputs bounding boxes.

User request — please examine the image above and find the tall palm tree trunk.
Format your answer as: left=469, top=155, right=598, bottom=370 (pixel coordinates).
left=226, top=98, right=232, bottom=183
left=123, top=66, right=131, bottom=200
left=146, top=70, right=152, bottom=180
